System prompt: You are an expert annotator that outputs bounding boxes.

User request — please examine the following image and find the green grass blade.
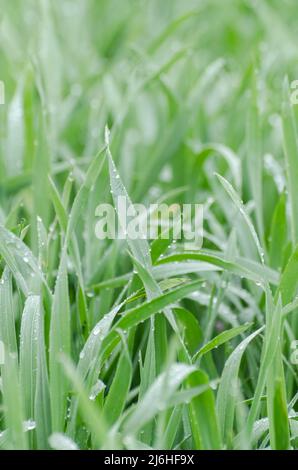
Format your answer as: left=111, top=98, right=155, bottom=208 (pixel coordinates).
left=103, top=339, right=132, bottom=426
left=2, top=352, right=28, bottom=449
left=194, top=323, right=252, bottom=361
left=216, top=327, right=264, bottom=446
left=282, top=77, right=298, bottom=245
left=0, top=268, right=17, bottom=354
left=187, top=369, right=222, bottom=449
left=123, top=363, right=195, bottom=435
left=49, top=251, right=71, bottom=431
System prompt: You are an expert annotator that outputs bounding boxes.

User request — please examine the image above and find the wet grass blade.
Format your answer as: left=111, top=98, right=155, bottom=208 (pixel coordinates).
left=0, top=268, right=17, bottom=354
left=216, top=327, right=264, bottom=447
left=187, top=369, right=222, bottom=449
left=2, top=352, right=28, bottom=449
left=282, top=77, right=298, bottom=245
left=49, top=251, right=71, bottom=432
left=194, top=323, right=252, bottom=361
left=103, top=338, right=132, bottom=426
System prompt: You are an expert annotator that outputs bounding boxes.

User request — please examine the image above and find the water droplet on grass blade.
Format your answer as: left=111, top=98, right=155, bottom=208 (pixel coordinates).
left=89, top=380, right=105, bottom=400
left=23, top=419, right=36, bottom=431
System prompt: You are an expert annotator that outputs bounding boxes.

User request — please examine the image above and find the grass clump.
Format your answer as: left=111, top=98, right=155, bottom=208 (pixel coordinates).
left=0, top=0, right=298, bottom=450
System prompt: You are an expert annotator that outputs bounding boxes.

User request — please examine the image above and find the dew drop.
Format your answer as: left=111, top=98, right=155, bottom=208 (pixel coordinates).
left=89, top=380, right=105, bottom=401
left=23, top=419, right=36, bottom=431
left=93, top=324, right=101, bottom=336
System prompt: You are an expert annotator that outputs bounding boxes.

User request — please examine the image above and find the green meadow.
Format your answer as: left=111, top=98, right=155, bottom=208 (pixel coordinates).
left=0, top=0, right=297, bottom=450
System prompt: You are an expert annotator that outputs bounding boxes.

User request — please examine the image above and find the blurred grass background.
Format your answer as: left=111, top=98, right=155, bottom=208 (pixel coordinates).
left=0, top=0, right=297, bottom=252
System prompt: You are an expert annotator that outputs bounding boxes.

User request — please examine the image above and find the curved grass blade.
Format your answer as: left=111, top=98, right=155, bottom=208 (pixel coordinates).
left=61, top=355, right=110, bottom=449
left=216, top=326, right=264, bottom=446
left=19, top=295, right=51, bottom=448
left=216, top=174, right=265, bottom=264
left=0, top=225, right=49, bottom=296
left=157, top=251, right=278, bottom=285
left=123, top=363, right=195, bottom=435
left=20, top=296, right=43, bottom=421
left=100, top=280, right=204, bottom=362
left=194, top=323, right=252, bottom=361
